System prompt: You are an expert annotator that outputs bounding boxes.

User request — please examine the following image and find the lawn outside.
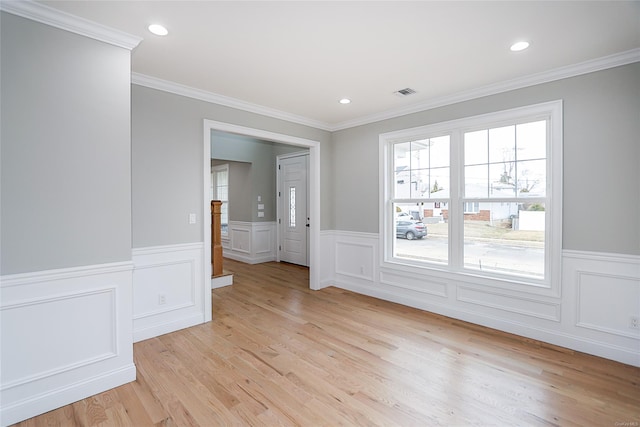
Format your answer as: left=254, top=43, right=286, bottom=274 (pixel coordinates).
left=426, top=220, right=544, bottom=248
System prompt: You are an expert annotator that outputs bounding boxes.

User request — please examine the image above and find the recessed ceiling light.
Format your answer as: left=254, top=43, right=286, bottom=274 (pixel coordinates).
left=510, top=41, right=530, bottom=52
left=148, top=24, right=168, bottom=36
left=339, top=98, right=351, bottom=105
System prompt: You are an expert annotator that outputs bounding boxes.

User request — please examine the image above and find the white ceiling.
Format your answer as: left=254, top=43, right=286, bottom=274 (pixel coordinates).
left=38, top=1, right=640, bottom=129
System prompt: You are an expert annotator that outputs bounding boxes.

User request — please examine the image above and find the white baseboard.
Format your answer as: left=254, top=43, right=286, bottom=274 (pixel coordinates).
left=211, top=274, right=233, bottom=289
left=223, top=251, right=274, bottom=265
left=0, top=262, right=135, bottom=426
left=132, top=243, right=206, bottom=343
left=320, top=230, right=640, bottom=367
left=0, top=364, right=136, bottom=427
left=132, top=313, right=205, bottom=343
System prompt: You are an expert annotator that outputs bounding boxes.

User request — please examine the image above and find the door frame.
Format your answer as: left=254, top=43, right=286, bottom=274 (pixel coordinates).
left=276, top=151, right=310, bottom=266
left=202, top=120, right=322, bottom=319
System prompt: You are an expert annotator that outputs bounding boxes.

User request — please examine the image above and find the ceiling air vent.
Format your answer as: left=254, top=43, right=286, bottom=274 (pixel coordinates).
left=394, top=87, right=417, bottom=97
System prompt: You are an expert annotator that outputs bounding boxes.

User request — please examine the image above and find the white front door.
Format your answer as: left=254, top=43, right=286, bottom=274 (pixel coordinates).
left=278, top=154, right=309, bottom=266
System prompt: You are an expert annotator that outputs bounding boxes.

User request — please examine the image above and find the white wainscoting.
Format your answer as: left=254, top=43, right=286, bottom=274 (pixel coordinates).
left=222, top=221, right=277, bottom=264
left=132, top=243, right=205, bottom=343
left=0, top=262, right=136, bottom=426
left=562, top=250, right=640, bottom=365
left=320, top=231, right=640, bottom=367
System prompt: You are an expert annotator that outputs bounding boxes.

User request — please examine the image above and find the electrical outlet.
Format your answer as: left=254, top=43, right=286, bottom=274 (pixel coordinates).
left=630, top=316, right=639, bottom=329
left=158, top=294, right=166, bottom=305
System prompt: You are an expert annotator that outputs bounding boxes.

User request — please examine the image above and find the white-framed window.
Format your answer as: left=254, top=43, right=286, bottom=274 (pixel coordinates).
left=380, top=101, right=562, bottom=294
left=211, top=164, right=229, bottom=235
left=464, top=202, right=480, bottom=214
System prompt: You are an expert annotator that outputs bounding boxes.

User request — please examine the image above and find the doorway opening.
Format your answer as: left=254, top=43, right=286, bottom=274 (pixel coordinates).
left=202, top=120, right=321, bottom=320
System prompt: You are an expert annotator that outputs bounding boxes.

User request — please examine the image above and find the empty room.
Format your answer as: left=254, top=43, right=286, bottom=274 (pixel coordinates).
left=1, top=1, right=639, bottom=426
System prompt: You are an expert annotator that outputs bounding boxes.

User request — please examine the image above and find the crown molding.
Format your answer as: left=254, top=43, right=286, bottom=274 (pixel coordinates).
left=133, top=48, right=639, bottom=133
left=131, top=73, right=332, bottom=131
left=331, top=48, right=640, bottom=131
left=3, top=1, right=636, bottom=131
left=0, top=0, right=142, bottom=50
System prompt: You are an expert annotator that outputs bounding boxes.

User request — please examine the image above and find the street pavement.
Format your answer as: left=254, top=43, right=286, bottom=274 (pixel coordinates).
left=395, top=235, right=544, bottom=278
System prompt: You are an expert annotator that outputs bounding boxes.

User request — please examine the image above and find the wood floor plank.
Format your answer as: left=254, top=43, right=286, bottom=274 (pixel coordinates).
left=12, top=259, right=640, bottom=426
left=111, top=384, right=155, bottom=426
left=126, top=374, right=171, bottom=425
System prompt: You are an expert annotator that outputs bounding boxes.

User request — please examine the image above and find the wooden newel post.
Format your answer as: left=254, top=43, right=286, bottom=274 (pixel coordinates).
left=211, top=200, right=223, bottom=277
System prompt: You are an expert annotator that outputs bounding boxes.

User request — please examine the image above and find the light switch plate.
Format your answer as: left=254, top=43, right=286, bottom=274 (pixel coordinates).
left=258, top=212, right=265, bottom=218
left=189, top=213, right=196, bottom=224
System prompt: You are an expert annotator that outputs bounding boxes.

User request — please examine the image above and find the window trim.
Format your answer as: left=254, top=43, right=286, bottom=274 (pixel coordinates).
left=379, top=101, right=563, bottom=297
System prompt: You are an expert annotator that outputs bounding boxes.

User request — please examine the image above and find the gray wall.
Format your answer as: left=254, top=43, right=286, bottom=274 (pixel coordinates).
left=131, top=85, right=332, bottom=249
left=211, top=132, right=306, bottom=222
left=6, top=13, right=633, bottom=264
left=211, top=159, right=252, bottom=222
left=331, top=63, right=640, bottom=255
left=1, top=12, right=133, bottom=274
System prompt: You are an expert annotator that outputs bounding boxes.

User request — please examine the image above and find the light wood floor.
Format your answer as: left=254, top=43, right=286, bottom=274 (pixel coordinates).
left=15, top=259, right=640, bottom=426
